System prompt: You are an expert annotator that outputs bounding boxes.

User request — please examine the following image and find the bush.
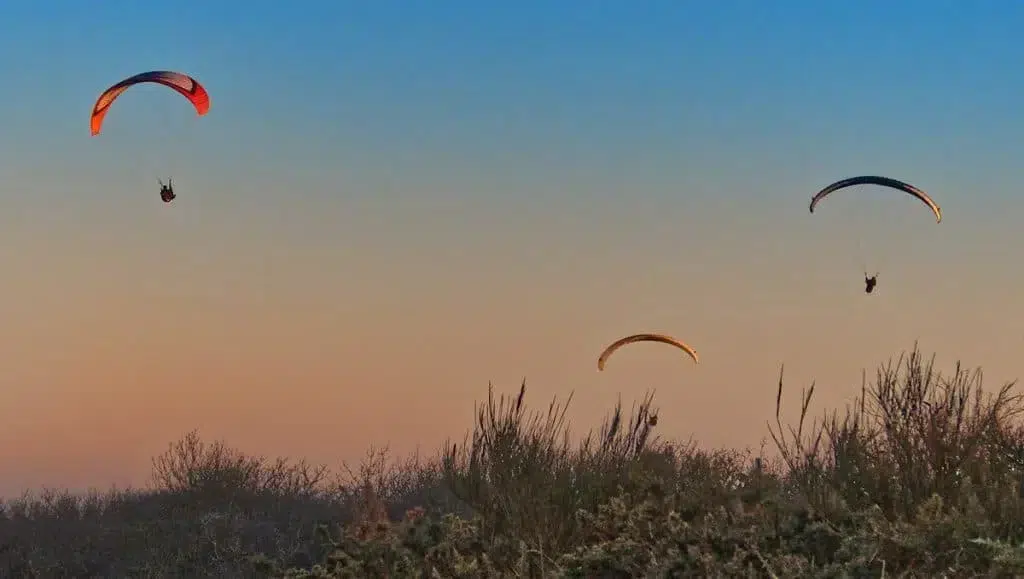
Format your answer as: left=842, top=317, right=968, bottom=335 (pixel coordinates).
left=2, top=343, right=1023, bottom=577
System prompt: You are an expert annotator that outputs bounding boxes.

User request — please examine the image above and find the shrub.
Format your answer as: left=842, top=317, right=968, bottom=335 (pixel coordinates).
left=2, top=343, right=1023, bottom=577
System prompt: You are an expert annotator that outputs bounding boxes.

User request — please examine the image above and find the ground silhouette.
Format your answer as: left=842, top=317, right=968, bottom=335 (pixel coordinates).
left=3, top=344, right=1024, bottom=577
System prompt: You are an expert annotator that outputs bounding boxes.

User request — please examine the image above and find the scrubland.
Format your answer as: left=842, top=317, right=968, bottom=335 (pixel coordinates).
left=3, top=344, right=1024, bottom=577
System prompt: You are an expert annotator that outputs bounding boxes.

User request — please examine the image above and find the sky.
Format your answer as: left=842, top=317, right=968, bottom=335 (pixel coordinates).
left=1, top=1, right=1023, bottom=495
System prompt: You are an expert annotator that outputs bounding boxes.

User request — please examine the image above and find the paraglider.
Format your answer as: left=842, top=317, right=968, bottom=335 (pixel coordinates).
left=864, top=274, right=877, bottom=294
left=89, top=70, right=210, bottom=137
left=158, top=178, right=175, bottom=203
left=809, top=176, right=942, bottom=223
left=90, top=70, right=209, bottom=203
left=597, top=333, right=699, bottom=371
left=810, top=176, right=941, bottom=293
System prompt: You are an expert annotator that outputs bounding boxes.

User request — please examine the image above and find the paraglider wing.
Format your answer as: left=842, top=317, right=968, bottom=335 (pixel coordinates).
left=90, top=71, right=210, bottom=136
left=808, top=176, right=942, bottom=223
left=597, top=333, right=699, bottom=371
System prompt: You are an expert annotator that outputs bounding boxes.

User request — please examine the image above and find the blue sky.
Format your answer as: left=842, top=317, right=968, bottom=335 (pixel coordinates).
left=2, top=2, right=1022, bottom=206
left=2, top=1, right=1024, bottom=493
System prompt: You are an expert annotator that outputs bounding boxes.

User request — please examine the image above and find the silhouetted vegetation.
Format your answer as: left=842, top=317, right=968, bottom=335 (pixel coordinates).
left=4, top=344, right=1024, bottom=577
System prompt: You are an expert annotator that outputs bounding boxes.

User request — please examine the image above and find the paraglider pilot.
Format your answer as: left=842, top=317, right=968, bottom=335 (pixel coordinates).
left=864, top=274, right=877, bottom=294
left=158, top=178, right=175, bottom=203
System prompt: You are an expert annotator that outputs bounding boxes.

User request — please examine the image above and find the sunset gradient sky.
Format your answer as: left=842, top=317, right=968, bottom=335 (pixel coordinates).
left=2, top=1, right=1023, bottom=495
